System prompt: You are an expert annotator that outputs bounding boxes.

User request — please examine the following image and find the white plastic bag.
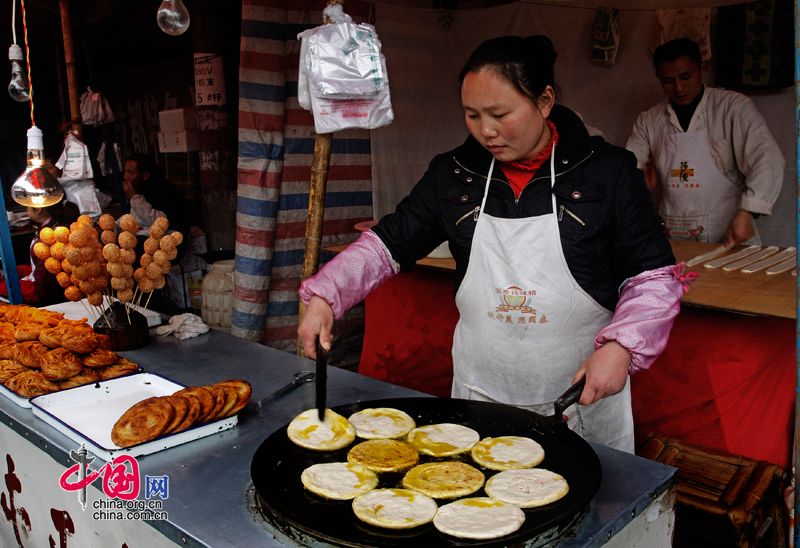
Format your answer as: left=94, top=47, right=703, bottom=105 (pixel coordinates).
left=79, top=86, right=115, bottom=126
left=297, top=6, right=393, bottom=133
left=55, top=132, right=93, bottom=182
left=61, top=180, right=102, bottom=217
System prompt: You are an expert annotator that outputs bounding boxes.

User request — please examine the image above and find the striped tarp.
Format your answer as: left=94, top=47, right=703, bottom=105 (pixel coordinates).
left=235, top=0, right=373, bottom=350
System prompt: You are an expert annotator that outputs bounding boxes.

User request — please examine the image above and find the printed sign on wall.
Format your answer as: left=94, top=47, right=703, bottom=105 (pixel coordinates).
left=193, top=53, right=226, bottom=106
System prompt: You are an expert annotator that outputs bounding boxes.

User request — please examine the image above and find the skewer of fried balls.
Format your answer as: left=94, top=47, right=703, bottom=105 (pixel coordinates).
left=135, top=217, right=182, bottom=302
left=35, top=214, right=108, bottom=305
left=101, top=214, right=138, bottom=303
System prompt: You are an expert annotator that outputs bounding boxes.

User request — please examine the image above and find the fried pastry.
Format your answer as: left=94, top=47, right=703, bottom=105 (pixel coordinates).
left=406, top=423, right=480, bottom=457
left=287, top=409, right=356, bottom=451
left=40, top=348, right=84, bottom=380
left=14, top=323, right=43, bottom=342
left=0, top=360, right=28, bottom=383
left=97, top=360, right=140, bottom=380
left=174, top=394, right=202, bottom=432
left=0, top=321, right=15, bottom=341
left=348, top=407, right=416, bottom=440
left=14, top=341, right=49, bottom=368
left=111, top=396, right=175, bottom=448
left=214, top=379, right=252, bottom=418
left=38, top=326, right=67, bottom=348
left=402, top=462, right=485, bottom=499
left=348, top=439, right=419, bottom=473
left=433, top=498, right=525, bottom=540
left=62, top=329, right=99, bottom=354
left=174, top=386, right=216, bottom=422
left=58, top=367, right=101, bottom=389
left=471, top=436, right=545, bottom=470
left=162, top=394, right=189, bottom=434
left=301, top=462, right=378, bottom=500
left=352, top=488, right=437, bottom=529
left=203, top=385, right=228, bottom=421
left=0, top=341, right=17, bottom=360
left=5, top=370, right=59, bottom=397
left=81, top=348, right=118, bottom=368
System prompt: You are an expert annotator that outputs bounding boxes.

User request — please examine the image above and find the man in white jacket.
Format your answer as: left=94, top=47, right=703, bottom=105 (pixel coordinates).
left=626, top=38, right=783, bottom=245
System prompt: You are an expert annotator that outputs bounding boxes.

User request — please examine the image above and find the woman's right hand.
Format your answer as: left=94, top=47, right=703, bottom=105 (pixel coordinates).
left=297, top=295, right=334, bottom=358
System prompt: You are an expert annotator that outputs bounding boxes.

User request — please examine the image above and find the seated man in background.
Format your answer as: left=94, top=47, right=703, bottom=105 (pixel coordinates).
left=625, top=38, right=784, bottom=245
left=122, top=153, right=190, bottom=236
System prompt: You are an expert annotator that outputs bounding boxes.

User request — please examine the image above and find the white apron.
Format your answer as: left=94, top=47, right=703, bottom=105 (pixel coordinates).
left=451, top=147, right=635, bottom=452
left=656, top=121, right=757, bottom=244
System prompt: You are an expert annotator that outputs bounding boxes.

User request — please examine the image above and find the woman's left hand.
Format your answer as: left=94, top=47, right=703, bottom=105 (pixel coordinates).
left=571, top=341, right=631, bottom=405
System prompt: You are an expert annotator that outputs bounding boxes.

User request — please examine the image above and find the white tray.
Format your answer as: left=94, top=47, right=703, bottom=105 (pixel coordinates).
left=30, top=373, right=237, bottom=461
left=0, top=382, right=33, bottom=408
left=42, top=298, right=162, bottom=327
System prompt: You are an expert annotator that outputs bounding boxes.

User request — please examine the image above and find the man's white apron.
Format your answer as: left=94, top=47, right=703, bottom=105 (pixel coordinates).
left=656, top=120, right=755, bottom=244
left=451, top=147, right=634, bottom=452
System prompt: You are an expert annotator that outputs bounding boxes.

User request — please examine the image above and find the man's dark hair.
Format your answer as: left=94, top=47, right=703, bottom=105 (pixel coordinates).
left=126, top=153, right=160, bottom=179
left=652, top=38, right=702, bottom=72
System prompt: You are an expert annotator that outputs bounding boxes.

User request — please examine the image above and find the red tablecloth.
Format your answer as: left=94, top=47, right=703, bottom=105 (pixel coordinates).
left=359, top=269, right=794, bottom=467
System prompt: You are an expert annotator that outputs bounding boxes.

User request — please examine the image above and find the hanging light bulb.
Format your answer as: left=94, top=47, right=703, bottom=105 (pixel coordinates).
left=157, top=0, right=190, bottom=36
left=11, top=126, right=64, bottom=208
left=8, top=44, right=30, bottom=102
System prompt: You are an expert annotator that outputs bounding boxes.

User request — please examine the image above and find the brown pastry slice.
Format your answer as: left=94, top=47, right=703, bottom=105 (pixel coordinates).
left=174, top=386, right=216, bottom=422
left=204, top=385, right=228, bottom=422
left=0, top=321, right=16, bottom=341
left=40, top=348, right=84, bottom=380
left=111, top=396, right=175, bottom=448
left=0, top=341, right=17, bottom=360
left=162, top=395, right=189, bottom=434
left=0, top=360, right=29, bottom=383
left=82, top=348, right=118, bottom=368
left=97, top=360, right=140, bottom=380
left=39, top=326, right=67, bottom=348
left=14, top=341, right=49, bottom=369
left=5, top=370, right=59, bottom=397
left=14, top=322, right=43, bottom=342
left=174, top=394, right=202, bottom=432
left=215, top=380, right=252, bottom=418
left=62, top=329, right=99, bottom=354
left=58, top=367, right=101, bottom=389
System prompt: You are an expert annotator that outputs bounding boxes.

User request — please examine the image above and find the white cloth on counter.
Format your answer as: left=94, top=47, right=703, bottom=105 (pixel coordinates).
left=156, top=313, right=209, bottom=340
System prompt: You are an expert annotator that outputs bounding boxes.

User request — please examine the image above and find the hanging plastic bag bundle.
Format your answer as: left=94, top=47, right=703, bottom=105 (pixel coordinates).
left=55, top=131, right=104, bottom=216
left=297, top=4, right=393, bottom=133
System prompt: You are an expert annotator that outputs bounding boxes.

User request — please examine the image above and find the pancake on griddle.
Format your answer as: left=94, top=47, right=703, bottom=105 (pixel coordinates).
left=485, top=468, right=569, bottom=508
left=352, top=488, right=438, bottom=529
left=402, top=461, right=484, bottom=499
left=470, top=435, right=544, bottom=470
left=347, top=439, right=419, bottom=473
left=433, top=497, right=525, bottom=540
left=406, top=423, right=480, bottom=457
left=287, top=408, right=356, bottom=451
left=300, top=462, right=378, bottom=500
left=347, top=407, right=416, bottom=439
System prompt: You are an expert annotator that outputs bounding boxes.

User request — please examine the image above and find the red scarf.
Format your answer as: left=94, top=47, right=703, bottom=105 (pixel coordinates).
left=498, top=120, right=559, bottom=199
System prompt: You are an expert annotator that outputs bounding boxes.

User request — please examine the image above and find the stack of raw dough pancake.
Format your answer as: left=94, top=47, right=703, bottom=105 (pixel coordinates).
left=286, top=406, right=570, bottom=541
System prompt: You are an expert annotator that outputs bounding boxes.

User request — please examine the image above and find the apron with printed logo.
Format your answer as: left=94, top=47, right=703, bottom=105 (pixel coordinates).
left=656, top=122, right=755, bottom=244
left=451, top=147, right=634, bottom=452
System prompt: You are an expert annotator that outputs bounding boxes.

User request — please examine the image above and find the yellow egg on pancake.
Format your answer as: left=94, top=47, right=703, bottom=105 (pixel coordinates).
left=352, top=488, right=438, bottom=529
left=433, top=497, right=526, bottom=540
left=300, top=462, right=378, bottom=500
left=406, top=423, right=479, bottom=457
left=485, top=468, right=569, bottom=508
left=347, top=439, right=419, bottom=473
left=402, top=461, right=484, bottom=499
left=347, top=407, right=416, bottom=439
left=287, top=409, right=356, bottom=451
left=470, top=436, right=545, bottom=470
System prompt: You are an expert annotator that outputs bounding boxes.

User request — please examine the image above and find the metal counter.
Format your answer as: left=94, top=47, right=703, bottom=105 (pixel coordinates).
left=0, top=328, right=676, bottom=547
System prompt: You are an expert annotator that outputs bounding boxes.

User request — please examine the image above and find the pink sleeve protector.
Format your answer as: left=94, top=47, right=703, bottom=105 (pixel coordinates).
left=595, top=263, right=698, bottom=374
left=298, top=231, right=399, bottom=319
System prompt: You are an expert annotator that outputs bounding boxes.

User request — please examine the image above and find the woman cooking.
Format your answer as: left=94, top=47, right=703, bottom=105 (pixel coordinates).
left=298, top=35, right=694, bottom=452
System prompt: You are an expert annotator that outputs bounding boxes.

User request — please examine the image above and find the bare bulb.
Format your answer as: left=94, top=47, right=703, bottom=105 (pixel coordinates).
left=8, top=45, right=30, bottom=102
left=157, top=0, right=190, bottom=36
left=11, top=126, right=64, bottom=208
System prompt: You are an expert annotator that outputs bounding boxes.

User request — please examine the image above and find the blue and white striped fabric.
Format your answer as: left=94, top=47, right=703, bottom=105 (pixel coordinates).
left=235, top=0, right=372, bottom=350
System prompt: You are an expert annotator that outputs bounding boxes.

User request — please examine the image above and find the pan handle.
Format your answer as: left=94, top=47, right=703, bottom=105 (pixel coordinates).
left=553, top=376, right=585, bottom=422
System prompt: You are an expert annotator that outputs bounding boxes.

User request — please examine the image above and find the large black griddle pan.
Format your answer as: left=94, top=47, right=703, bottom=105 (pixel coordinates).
left=251, top=384, right=601, bottom=547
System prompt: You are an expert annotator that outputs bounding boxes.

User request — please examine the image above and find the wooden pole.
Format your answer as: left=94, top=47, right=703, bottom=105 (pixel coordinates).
left=59, top=0, right=82, bottom=140
left=297, top=1, right=343, bottom=356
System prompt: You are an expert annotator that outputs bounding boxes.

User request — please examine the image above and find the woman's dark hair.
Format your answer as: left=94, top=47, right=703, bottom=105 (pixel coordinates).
left=458, top=35, right=557, bottom=101
left=652, top=38, right=702, bottom=71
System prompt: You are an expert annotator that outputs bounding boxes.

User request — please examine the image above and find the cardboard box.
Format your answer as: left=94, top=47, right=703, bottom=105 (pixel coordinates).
left=158, top=108, right=198, bottom=131
left=158, top=129, right=199, bottom=153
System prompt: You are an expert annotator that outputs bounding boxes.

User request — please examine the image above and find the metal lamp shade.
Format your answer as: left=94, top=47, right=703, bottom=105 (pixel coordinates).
left=11, top=166, right=64, bottom=208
